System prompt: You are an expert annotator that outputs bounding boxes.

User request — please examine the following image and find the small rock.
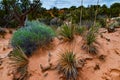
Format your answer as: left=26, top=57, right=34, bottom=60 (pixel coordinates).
left=114, top=49, right=120, bottom=56
left=94, top=64, right=100, bottom=70
left=77, top=59, right=86, bottom=68
left=44, top=73, right=48, bottom=77
left=106, top=38, right=110, bottom=42
left=85, top=57, right=93, bottom=60
left=107, top=25, right=115, bottom=33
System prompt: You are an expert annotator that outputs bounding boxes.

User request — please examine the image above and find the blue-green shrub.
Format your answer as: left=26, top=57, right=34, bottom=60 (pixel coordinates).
left=11, top=20, right=55, bottom=56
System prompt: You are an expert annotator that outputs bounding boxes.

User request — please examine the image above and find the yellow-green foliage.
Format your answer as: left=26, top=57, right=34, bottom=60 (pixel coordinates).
left=58, top=51, right=78, bottom=80
left=84, top=26, right=99, bottom=54
left=76, top=26, right=86, bottom=36
left=60, top=24, right=75, bottom=41
left=9, top=47, right=28, bottom=68
left=9, top=47, right=29, bottom=80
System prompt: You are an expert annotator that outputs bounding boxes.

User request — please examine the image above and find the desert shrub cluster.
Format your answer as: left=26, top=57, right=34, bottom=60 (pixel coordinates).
left=11, top=20, right=55, bottom=56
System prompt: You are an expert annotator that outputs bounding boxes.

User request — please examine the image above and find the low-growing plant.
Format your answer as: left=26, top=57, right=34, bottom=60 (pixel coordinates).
left=83, top=26, right=99, bottom=54
left=9, top=47, right=28, bottom=69
left=11, top=20, right=55, bottom=56
left=86, top=26, right=98, bottom=45
left=76, top=26, right=86, bottom=36
left=59, top=24, right=75, bottom=41
left=86, top=31, right=96, bottom=46
left=9, top=47, right=29, bottom=80
left=57, top=51, right=78, bottom=80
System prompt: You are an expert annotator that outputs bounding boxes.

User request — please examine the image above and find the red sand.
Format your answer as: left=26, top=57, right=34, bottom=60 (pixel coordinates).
left=0, top=28, right=120, bottom=80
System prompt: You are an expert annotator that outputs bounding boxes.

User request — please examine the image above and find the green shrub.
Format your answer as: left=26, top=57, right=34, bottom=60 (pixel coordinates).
left=11, top=20, right=55, bottom=56
left=60, top=24, right=75, bottom=41
left=57, top=51, right=78, bottom=80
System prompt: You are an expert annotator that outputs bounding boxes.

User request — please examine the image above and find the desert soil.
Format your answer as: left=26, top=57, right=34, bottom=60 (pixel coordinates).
left=0, top=28, right=120, bottom=80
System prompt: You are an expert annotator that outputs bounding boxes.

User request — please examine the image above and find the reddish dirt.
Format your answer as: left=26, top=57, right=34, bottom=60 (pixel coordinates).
left=0, top=28, right=120, bottom=80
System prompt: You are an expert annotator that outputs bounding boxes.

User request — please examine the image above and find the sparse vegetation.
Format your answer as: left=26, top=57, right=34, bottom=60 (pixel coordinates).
left=59, top=24, right=75, bottom=41
left=83, top=25, right=99, bottom=54
left=0, top=1, right=120, bottom=80
left=86, top=29, right=96, bottom=46
left=11, top=20, right=55, bottom=56
left=9, top=47, right=28, bottom=69
left=57, top=51, right=78, bottom=80
left=76, top=26, right=86, bottom=36
left=9, top=47, right=29, bottom=80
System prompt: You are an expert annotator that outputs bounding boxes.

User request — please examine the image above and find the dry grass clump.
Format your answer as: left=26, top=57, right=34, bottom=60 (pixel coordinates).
left=57, top=51, right=78, bottom=80
left=9, top=47, right=29, bottom=80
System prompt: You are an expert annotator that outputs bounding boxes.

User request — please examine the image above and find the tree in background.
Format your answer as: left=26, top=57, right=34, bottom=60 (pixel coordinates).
left=110, top=3, right=120, bottom=17
left=1, top=0, right=42, bottom=27
left=0, top=0, right=120, bottom=28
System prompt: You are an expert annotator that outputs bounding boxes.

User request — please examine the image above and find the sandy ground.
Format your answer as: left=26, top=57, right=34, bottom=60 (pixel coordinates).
left=0, top=28, right=120, bottom=80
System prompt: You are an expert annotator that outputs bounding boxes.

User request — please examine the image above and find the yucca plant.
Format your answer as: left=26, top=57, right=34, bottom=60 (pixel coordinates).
left=76, top=26, right=86, bottom=36
left=84, top=26, right=99, bottom=54
left=86, top=28, right=96, bottom=46
left=57, top=51, right=78, bottom=80
left=11, top=20, right=55, bottom=56
left=9, top=47, right=29, bottom=80
left=60, top=24, right=75, bottom=41
left=9, top=47, right=28, bottom=69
